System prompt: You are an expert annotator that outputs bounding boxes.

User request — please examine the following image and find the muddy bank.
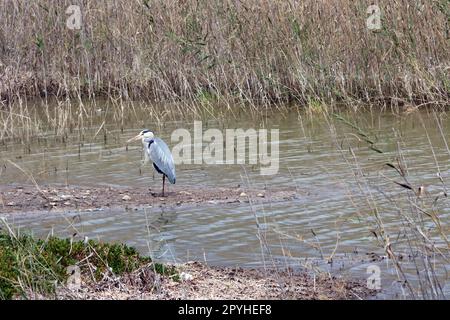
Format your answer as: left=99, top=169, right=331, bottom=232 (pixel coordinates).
left=0, top=184, right=299, bottom=215
left=55, top=262, right=375, bottom=300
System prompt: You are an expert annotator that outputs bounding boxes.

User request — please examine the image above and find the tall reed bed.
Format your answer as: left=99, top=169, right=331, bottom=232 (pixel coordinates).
left=0, top=0, right=448, bottom=108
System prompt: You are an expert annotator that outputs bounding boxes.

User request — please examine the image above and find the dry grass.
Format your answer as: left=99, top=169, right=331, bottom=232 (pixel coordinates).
left=0, top=1, right=448, bottom=139
left=50, top=262, right=375, bottom=300
left=326, top=110, right=449, bottom=299
left=0, top=0, right=448, bottom=107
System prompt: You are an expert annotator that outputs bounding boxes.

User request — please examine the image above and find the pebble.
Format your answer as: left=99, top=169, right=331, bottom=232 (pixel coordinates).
left=257, top=193, right=264, bottom=198
left=239, top=192, right=247, bottom=197
left=180, top=272, right=194, bottom=282
left=122, top=195, right=131, bottom=201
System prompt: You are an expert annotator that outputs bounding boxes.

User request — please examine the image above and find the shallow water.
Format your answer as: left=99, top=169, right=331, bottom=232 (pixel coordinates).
left=1, top=105, right=449, bottom=299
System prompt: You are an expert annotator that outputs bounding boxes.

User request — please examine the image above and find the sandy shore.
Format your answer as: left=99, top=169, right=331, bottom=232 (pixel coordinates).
left=0, top=184, right=299, bottom=215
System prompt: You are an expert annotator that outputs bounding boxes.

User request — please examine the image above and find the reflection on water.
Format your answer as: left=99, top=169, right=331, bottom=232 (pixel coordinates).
left=1, top=107, right=449, bottom=299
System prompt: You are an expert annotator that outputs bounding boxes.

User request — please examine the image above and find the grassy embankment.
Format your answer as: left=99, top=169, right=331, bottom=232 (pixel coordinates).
left=0, top=226, right=178, bottom=299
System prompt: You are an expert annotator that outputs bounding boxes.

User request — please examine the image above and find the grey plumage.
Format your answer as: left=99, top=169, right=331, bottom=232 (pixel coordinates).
left=147, top=137, right=176, bottom=184
left=128, top=129, right=176, bottom=196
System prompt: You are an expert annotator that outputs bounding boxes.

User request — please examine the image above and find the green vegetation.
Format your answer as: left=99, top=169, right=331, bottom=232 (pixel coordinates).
left=0, top=230, right=178, bottom=299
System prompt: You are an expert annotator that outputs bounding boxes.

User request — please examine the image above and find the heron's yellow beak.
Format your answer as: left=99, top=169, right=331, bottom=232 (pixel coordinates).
left=127, top=134, right=142, bottom=143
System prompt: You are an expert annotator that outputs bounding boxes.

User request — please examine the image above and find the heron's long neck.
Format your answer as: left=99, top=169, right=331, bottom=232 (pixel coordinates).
left=142, top=138, right=154, bottom=149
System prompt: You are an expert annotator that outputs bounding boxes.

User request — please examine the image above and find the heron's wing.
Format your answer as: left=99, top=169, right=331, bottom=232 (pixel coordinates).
left=147, top=137, right=176, bottom=184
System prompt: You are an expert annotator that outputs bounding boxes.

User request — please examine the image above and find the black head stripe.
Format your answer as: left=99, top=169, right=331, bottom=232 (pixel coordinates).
left=142, top=129, right=150, bottom=134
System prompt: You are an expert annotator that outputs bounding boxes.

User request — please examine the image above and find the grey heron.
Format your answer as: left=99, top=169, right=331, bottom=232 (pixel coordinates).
left=127, top=129, right=176, bottom=196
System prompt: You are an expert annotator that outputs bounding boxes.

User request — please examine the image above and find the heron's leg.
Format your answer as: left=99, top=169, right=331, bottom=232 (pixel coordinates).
left=162, top=175, right=165, bottom=197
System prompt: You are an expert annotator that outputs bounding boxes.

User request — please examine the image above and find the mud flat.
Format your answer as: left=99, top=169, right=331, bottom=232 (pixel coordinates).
left=0, top=184, right=299, bottom=215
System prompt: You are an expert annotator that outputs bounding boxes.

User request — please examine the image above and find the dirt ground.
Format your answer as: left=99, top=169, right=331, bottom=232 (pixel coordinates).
left=0, top=184, right=298, bottom=215
left=53, top=262, right=376, bottom=300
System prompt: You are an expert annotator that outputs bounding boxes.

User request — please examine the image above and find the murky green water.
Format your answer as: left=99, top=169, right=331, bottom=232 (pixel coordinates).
left=1, top=105, right=449, bottom=299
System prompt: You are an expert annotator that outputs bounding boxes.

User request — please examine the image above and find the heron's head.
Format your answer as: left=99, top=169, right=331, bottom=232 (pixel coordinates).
left=127, top=129, right=154, bottom=145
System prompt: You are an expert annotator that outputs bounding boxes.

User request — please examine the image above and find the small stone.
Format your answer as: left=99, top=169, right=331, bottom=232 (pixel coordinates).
left=239, top=192, right=247, bottom=197
left=418, top=185, right=425, bottom=197
left=122, top=195, right=131, bottom=201
left=257, top=193, right=265, bottom=198
left=6, top=202, right=15, bottom=206
left=63, top=201, right=71, bottom=206
left=180, top=272, right=193, bottom=282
